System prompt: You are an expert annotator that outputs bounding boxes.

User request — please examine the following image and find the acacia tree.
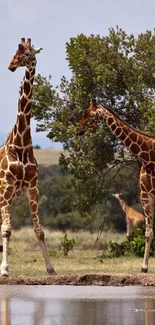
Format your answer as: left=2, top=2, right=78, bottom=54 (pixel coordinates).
left=32, top=27, right=155, bottom=212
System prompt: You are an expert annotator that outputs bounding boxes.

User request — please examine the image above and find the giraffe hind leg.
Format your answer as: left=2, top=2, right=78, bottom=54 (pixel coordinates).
left=140, top=194, right=154, bottom=273
left=34, top=223, right=56, bottom=275
left=26, top=187, right=56, bottom=275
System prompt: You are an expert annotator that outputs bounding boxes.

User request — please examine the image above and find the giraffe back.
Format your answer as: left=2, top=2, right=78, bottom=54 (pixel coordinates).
left=126, top=206, right=144, bottom=224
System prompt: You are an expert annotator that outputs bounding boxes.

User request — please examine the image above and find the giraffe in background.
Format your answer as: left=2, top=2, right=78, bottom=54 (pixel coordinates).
left=113, top=193, right=144, bottom=236
left=77, top=99, right=155, bottom=273
left=0, top=38, right=56, bottom=276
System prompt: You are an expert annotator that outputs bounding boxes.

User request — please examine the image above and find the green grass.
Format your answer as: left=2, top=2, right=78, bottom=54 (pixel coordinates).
left=0, top=227, right=152, bottom=276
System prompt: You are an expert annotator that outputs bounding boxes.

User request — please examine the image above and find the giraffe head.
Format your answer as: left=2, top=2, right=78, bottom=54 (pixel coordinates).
left=76, top=99, right=103, bottom=135
left=113, top=193, right=122, bottom=200
left=8, top=38, right=43, bottom=72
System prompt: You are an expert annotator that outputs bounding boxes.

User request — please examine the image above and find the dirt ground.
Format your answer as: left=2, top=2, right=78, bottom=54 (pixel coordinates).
left=0, top=273, right=155, bottom=286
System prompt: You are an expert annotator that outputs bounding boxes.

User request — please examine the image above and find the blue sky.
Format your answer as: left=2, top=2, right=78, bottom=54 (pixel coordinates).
left=1, top=0, right=155, bottom=148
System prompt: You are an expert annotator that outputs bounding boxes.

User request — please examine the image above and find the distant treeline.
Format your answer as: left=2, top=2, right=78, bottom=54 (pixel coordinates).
left=11, top=163, right=142, bottom=232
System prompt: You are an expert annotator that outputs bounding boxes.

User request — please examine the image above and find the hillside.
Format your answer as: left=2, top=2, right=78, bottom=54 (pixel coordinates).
left=33, top=149, right=67, bottom=166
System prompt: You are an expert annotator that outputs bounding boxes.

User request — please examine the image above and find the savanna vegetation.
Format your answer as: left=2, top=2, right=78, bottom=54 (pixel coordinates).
left=8, top=27, right=155, bottom=265
left=31, top=26, right=155, bottom=218
left=3, top=227, right=155, bottom=276
left=11, top=162, right=141, bottom=233
left=4, top=227, right=151, bottom=276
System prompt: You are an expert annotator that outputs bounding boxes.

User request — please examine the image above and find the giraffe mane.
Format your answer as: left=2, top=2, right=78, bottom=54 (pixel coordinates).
left=97, top=103, right=155, bottom=140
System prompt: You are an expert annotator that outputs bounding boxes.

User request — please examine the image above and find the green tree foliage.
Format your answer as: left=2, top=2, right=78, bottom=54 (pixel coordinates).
left=10, top=165, right=92, bottom=231
left=31, top=27, right=155, bottom=215
left=10, top=163, right=143, bottom=232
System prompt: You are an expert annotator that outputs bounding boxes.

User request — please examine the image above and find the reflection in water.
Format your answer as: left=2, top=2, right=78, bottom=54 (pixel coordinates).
left=1, top=298, right=10, bottom=325
left=33, top=300, right=44, bottom=325
left=0, top=286, right=155, bottom=325
left=145, top=300, right=155, bottom=325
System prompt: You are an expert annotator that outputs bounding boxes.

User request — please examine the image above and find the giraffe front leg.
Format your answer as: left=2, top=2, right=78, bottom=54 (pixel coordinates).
left=26, top=187, right=56, bottom=275
left=141, top=194, right=154, bottom=273
left=0, top=205, right=12, bottom=277
left=126, top=219, right=132, bottom=237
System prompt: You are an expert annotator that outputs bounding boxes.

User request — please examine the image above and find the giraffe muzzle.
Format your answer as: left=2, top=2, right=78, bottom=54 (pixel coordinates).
left=76, top=128, right=85, bottom=136
left=8, top=65, right=17, bottom=72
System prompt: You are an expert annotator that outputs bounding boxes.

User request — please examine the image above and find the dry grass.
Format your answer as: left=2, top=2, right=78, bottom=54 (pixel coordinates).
left=10, top=228, right=126, bottom=250
left=0, top=227, right=153, bottom=277
left=33, top=149, right=68, bottom=166
left=7, top=247, right=155, bottom=277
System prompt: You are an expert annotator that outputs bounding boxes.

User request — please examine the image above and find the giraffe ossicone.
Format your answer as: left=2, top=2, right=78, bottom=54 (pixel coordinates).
left=77, top=99, right=155, bottom=273
left=0, top=38, right=56, bottom=276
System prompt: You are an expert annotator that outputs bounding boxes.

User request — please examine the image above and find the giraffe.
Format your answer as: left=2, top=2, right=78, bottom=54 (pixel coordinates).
left=0, top=38, right=56, bottom=276
left=113, top=193, right=144, bottom=236
left=76, top=98, right=155, bottom=273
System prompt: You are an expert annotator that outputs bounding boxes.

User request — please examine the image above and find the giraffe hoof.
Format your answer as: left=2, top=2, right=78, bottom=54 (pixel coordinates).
left=1, top=271, right=9, bottom=277
left=47, top=267, right=57, bottom=275
left=141, top=267, right=148, bottom=273
left=1, top=265, right=9, bottom=277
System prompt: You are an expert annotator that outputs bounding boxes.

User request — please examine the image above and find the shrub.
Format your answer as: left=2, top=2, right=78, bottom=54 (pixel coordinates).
left=105, top=225, right=155, bottom=258
left=108, top=240, right=129, bottom=257
left=61, top=233, right=76, bottom=256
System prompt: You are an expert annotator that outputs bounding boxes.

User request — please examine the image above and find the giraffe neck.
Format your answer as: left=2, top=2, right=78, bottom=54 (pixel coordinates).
left=5, top=60, right=36, bottom=148
left=117, top=197, right=128, bottom=212
left=98, top=105, right=155, bottom=167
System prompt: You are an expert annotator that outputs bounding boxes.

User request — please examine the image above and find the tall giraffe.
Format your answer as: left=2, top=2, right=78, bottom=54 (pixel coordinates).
left=113, top=193, right=144, bottom=236
left=77, top=99, right=155, bottom=273
left=0, top=38, right=56, bottom=276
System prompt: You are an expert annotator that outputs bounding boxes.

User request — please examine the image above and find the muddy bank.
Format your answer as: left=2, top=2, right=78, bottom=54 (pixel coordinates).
left=0, top=273, right=155, bottom=286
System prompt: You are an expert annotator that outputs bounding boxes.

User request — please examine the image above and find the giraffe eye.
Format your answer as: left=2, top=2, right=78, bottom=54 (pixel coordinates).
left=25, top=53, right=30, bottom=57
left=89, top=113, right=94, bottom=118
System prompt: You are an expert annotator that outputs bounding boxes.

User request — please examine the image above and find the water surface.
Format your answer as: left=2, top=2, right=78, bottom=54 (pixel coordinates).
left=0, top=285, right=155, bottom=325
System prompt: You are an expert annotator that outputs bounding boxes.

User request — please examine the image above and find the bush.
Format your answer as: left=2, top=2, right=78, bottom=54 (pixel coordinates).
left=108, top=240, right=129, bottom=257
left=61, top=233, right=76, bottom=256
left=105, top=225, right=155, bottom=258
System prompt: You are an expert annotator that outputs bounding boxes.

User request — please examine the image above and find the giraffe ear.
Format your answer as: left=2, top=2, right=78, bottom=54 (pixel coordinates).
left=30, top=47, right=43, bottom=55
left=34, top=47, right=43, bottom=54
